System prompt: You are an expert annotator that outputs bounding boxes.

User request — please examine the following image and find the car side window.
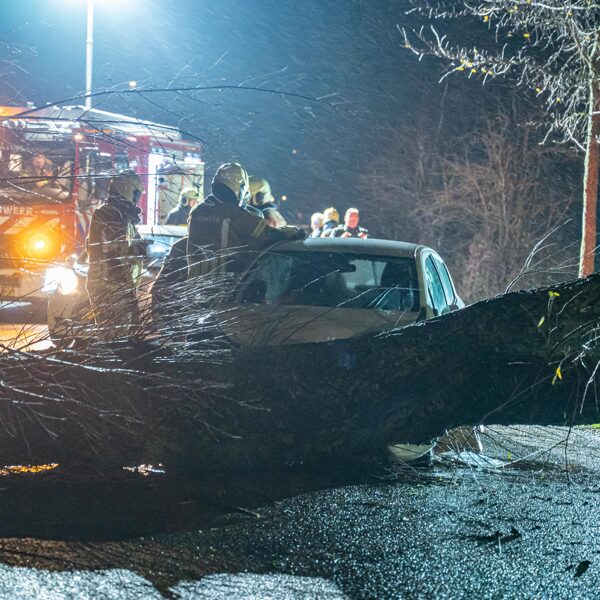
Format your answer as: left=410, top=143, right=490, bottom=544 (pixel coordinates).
left=432, top=255, right=456, bottom=305
left=424, top=255, right=447, bottom=315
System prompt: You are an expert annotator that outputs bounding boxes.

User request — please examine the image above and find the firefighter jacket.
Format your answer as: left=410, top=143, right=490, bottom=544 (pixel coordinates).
left=86, top=196, right=144, bottom=295
left=259, top=202, right=287, bottom=228
left=165, top=204, right=191, bottom=226
left=187, top=195, right=303, bottom=278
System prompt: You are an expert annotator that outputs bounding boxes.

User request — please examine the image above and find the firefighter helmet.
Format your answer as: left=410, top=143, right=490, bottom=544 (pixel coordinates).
left=212, top=162, right=250, bottom=204
left=179, top=187, right=199, bottom=206
left=249, top=176, right=275, bottom=207
left=108, top=169, right=144, bottom=205
left=323, top=207, right=339, bottom=223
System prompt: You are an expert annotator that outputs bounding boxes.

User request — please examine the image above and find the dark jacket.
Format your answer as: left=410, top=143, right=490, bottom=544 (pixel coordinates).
left=332, top=224, right=369, bottom=238
left=86, top=196, right=143, bottom=294
left=151, top=236, right=188, bottom=311
left=320, top=220, right=339, bottom=238
left=187, top=184, right=303, bottom=277
left=165, top=204, right=191, bottom=226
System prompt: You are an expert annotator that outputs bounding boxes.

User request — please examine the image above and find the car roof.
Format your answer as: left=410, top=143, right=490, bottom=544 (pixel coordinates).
left=271, top=237, right=422, bottom=258
left=136, top=224, right=187, bottom=237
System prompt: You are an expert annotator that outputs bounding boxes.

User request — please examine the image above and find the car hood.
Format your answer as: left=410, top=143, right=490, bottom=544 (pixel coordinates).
left=218, top=304, right=418, bottom=346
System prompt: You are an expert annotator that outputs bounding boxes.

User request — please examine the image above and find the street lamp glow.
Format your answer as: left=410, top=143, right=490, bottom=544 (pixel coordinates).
left=128, top=80, right=137, bottom=88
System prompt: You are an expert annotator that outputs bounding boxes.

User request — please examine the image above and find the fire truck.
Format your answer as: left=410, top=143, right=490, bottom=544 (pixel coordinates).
left=0, top=104, right=204, bottom=303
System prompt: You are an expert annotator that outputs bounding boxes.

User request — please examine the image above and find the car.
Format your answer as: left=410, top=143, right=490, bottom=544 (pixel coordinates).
left=211, top=237, right=464, bottom=347
left=181, top=236, right=464, bottom=465
left=45, top=224, right=187, bottom=344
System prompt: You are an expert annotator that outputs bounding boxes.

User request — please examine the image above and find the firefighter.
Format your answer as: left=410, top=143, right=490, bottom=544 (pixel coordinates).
left=248, top=176, right=287, bottom=227
left=86, top=169, right=151, bottom=334
left=309, top=212, right=324, bottom=238
left=165, top=187, right=199, bottom=226
left=29, top=153, right=54, bottom=187
left=187, top=162, right=304, bottom=278
left=320, top=207, right=340, bottom=237
left=333, top=208, right=369, bottom=238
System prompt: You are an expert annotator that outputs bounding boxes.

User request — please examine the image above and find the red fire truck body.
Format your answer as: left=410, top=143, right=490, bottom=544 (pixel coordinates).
left=0, top=105, right=204, bottom=302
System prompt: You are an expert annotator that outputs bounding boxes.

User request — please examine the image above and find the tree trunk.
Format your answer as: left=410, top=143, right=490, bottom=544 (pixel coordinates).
left=579, top=64, right=600, bottom=277
left=0, top=274, right=599, bottom=474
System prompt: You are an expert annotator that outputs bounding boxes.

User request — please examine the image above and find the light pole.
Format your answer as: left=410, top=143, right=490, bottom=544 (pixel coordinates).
left=84, top=0, right=94, bottom=110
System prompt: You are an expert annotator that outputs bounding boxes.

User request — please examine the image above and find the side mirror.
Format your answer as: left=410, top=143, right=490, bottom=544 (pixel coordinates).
left=441, top=304, right=460, bottom=315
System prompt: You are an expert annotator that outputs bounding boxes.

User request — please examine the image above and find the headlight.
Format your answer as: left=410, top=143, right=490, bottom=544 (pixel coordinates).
left=43, top=267, right=79, bottom=295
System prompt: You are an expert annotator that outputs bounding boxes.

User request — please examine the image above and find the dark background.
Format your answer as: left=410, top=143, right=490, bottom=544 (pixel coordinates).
left=0, top=1, right=512, bottom=220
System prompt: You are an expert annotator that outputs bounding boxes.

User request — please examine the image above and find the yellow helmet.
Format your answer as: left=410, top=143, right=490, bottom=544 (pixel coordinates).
left=108, top=169, right=144, bottom=205
left=323, top=207, right=339, bottom=223
left=249, top=176, right=275, bottom=207
left=179, top=186, right=199, bottom=206
left=212, top=162, right=250, bottom=204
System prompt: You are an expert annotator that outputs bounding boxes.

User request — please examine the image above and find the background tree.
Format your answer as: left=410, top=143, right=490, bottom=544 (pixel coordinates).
left=362, top=107, right=580, bottom=301
left=403, top=0, right=600, bottom=277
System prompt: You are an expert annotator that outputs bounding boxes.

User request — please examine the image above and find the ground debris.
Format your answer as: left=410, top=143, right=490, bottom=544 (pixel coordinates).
left=465, top=526, right=522, bottom=545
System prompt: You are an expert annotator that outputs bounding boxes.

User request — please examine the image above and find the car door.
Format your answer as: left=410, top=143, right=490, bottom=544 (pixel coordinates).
left=430, top=252, right=464, bottom=310
left=421, top=252, right=449, bottom=318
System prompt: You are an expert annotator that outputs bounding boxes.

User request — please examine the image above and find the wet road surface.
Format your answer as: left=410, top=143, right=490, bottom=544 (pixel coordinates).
left=0, top=303, right=52, bottom=351
left=0, top=426, right=599, bottom=598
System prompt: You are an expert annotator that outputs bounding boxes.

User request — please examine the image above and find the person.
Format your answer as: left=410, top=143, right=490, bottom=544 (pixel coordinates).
left=86, top=169, right=152, bottom=332
left=333, top=208, right=369, bottom=238
left=320, top=207, right=340, bottom=237
left=165, top=187, right=199, bottom=226
left=28, top=153, right=54, bottom=188
left=309, top=212, right=324, bottom=238
left=248, top=176, right=287, bottom=227
left=187, top=162, right=304, bottom=278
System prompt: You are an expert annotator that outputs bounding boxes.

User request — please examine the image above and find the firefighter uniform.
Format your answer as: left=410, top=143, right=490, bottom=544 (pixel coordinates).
left=187, top=163, right=303, bottom=278
left=249, top=176, right=287, bottom=228
left=165, top=187, right=199, bottom=226
left=86, top=170, right=148, bottom=331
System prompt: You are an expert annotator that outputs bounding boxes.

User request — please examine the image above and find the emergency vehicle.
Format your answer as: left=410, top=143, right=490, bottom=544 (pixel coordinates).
left=0, top=104, right=204, bottom=302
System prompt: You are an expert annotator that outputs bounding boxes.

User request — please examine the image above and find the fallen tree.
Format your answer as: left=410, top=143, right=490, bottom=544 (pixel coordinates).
left=0, top=273, right=598, bottom=473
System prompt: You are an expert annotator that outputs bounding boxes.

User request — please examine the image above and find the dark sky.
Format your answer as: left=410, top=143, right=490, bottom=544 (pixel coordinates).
left=0, top=0, right=494, bottom=221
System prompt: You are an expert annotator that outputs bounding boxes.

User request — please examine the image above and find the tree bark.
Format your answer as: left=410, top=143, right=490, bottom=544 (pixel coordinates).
left=579, top=61, right=600, bottom=277
left=0, top=274, right=599, bottom=474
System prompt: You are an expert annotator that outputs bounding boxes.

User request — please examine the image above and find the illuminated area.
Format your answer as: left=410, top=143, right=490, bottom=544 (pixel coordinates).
left=23, top=233, right=57, bottom=259
left=0, top=463, right=59, bottom=476
left=43, top=266, right=79, bottom=294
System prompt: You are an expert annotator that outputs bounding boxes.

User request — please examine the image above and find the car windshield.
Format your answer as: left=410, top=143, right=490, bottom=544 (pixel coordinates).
left=238, top=251, right=420, bottom=311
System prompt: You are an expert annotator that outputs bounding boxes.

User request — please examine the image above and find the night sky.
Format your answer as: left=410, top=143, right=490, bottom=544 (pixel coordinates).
left=0, top=0, right=528, bottom=224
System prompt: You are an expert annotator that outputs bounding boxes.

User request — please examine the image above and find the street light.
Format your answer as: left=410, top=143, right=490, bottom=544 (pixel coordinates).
left=84, top=0, right=94, bottom=109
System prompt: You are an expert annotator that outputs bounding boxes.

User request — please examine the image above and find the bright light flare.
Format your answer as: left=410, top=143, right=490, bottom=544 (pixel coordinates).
left=43, top=267, right=79, bottom=294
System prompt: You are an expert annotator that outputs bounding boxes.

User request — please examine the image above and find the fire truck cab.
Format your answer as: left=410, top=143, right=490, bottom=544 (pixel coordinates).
left=0, top=104, right=204, bottom=304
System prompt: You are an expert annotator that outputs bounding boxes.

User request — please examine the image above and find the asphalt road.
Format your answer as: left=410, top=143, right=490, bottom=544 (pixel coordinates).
left=0, top=426, right=599, bottom=598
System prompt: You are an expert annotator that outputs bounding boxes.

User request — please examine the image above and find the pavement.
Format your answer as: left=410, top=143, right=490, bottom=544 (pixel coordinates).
left=0, top=425, right=599, bottom=598
left=0, top=303, right=53, bottom=351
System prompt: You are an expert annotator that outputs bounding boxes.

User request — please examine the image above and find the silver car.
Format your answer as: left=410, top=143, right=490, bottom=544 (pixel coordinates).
left=215, top=237, right=464, bottom=346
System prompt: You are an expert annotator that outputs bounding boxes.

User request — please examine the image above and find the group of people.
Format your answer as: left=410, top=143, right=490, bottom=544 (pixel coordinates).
left=84, top=162, right=371, bottom=333
left=309, top=207, right=369, bottom=239
left=84, top=163, right=303, bottom=332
